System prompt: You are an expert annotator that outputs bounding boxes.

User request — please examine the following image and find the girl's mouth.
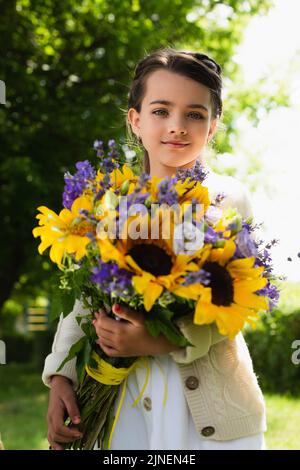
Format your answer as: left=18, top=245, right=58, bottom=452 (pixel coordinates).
left=162, top=142, right=190, bottom=149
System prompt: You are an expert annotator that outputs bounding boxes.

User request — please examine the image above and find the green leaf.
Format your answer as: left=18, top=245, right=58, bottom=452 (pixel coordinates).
left=144, top=307, right=193, bottom=348
left=57, top=336, right=87, bottom=372
left=61, top=289, right=76, bottom=317
left=49, top=288, right=63, bottom=323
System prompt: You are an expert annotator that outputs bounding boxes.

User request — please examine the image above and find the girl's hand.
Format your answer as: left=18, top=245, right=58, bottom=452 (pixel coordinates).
left=92, top=304, right=183, bottom=358
left=47, top=375, right=83, bottom=450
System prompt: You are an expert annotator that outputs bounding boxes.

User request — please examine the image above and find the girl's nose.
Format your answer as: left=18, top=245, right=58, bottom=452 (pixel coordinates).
left=168, top=121, right=187, bottom=135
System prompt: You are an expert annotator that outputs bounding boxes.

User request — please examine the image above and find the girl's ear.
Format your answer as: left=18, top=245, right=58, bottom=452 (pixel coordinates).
left=207, top=117, right=219, bottom=144
left=127, top=108, right=140, bottom=137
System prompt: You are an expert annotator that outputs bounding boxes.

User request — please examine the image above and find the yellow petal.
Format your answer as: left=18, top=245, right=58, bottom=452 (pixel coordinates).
left=59, top=208, right=73, bottom=225
left=49, top=241, right=66, bottom=265
left=132, top=273, right=153, bottom=294
left=71, top=195, right=93, bottom=215
left=144, top=282, right=163, bottom=311
left=210, top=238, right=236, bottom=266
left=194, top=298, right=217, bottom=325
left=234, top=289, right=269, bottom=310
left=172, top=284, right=201, bottom=300
left=124, top=254, right=144, bottom=275
left=234, top=277, right=268, bottom=292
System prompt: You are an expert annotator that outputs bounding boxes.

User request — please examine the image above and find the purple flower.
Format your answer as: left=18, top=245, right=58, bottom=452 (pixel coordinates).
left=94, top=172, right=112, bottom=202
left=137, top=173, right=151, bottom=187
left=255, top=247, right=274, bottom=275
left=91, top=261, right=133, bottom=297
left=93, top=140, right=104, bottom=158
left=182, top=269, right=211, bottom=286
left=256, top=282, right=280, bottom=311
left=93, top=138, right=120, bottom=174
left=117, top=192, right=150, bottom=236
left=176, top=160, right=208, bottom=184
left=63, top=160, right=96, bottom=209
left=214, top=192, right=226, bottom=205
left=234, top=227, right=258, bottom=259
left=204, top=225, right=219, bottom=244
left=157, top=178, right=178, bottom=205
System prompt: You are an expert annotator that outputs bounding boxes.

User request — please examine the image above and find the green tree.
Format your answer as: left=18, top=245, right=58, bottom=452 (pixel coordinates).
left=0, top=0, right=287, bottom=313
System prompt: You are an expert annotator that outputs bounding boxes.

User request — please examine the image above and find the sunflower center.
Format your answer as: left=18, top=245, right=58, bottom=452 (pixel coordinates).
left=203, top=261, right=234, bottom=306
left=128, top=243, right=173, bottom=276
left=70, top=221, right=94, bottom=237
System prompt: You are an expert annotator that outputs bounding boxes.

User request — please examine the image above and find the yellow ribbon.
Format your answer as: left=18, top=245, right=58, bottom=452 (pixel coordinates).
left=85, top=353, right=151, bottom=449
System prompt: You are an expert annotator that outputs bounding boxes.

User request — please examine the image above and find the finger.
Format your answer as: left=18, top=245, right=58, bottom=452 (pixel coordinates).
left=93, top=315, right=118, bottom=334
left=98, top=339, right=119, bottom=357
left=50, top=423, right=83, bottom=441
left=48, top=440, right=64, bottom=451
left=49, top=412, right=83, bottom=441
left=63, top=394, right=81, bottom=426
left=94, top=309, right=106, bottom=319
left=93, top=320, right=117, bottom=339
left=96, top=334, right=115, bottom=347
left=48, top=434, right=75, bottom=448
left=48, top=432, right=70, bottom=450
left=112, top=304, right=143, bottom=325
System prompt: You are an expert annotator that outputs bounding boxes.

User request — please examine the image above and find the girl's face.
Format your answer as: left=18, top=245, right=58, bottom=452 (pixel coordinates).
left=128, top=69, right=219, bottom=178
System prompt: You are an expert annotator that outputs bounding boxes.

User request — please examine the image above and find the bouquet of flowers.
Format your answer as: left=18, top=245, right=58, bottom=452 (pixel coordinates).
left=33, top=139, right=279, bottom=449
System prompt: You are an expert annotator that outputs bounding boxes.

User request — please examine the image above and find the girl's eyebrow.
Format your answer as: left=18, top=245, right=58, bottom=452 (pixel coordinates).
left=149, top=99, right=208, bottom=112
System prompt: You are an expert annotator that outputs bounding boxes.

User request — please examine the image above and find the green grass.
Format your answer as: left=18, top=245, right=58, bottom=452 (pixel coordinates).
left=0, top=363, right=49, bottom=450
left=264, top=394, right=300, bottom=450
left=0, top=363, right=299, bottom=450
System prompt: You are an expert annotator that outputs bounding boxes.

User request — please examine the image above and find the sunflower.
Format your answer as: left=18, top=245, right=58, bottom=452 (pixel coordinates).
left=96, top=206, right=200, bottom=311
left=193, top=238, right=269, bottom=339
left=32, top=195, right=94, bottom=265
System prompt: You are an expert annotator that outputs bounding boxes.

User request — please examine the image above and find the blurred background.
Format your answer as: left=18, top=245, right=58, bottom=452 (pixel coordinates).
left=0, top=0, right=299, bottom=450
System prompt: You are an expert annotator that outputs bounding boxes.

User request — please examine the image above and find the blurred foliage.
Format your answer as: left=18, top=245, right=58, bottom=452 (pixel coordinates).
left=0, top=363, right=49, bottom=450
left=245, top=307, right=300, bottom=396
left=1, top=0, right=290, bottom=316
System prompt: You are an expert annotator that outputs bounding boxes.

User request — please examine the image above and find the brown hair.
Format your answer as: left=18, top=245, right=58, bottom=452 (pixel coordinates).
left=126, top=47, right=223, bottom=174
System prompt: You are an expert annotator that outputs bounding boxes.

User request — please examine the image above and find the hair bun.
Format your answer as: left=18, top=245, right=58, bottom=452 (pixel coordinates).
left=180, top=51, right=222, bottom=75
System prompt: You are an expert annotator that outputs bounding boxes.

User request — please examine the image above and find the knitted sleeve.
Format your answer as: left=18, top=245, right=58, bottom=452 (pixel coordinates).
left=170, top=175, right=254, bottom=364
left=42, top=299, right=89, bottom=389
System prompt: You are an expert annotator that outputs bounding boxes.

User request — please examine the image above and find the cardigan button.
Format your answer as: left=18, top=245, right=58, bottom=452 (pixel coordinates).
left=185, top=376, right=199, bottom=390
left=143, top=396, right=152, bottom=411
left=201, top=426, right=215, bottom=437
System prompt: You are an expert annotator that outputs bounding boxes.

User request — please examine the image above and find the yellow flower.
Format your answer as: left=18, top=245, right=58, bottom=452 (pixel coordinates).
left=96, top=207, right=200, bottom=312
left=178, top=180, right=211, bottom=220
left=193, top=238, right=269, bottom=339
left=32, top=195, right=94, bottom=265
left=110, top=164, right=139, bottom=194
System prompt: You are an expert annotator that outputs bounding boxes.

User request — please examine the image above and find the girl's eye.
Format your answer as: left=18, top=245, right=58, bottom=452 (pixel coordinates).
left=188, top=112, right=204, bottom=120
left=152, top=109, right=168, bottom=116
left=152, top=109, right=204, bottom=120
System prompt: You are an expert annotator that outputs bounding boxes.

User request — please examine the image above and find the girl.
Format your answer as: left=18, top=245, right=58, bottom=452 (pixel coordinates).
left=43, top=47, right=266, bottom=450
